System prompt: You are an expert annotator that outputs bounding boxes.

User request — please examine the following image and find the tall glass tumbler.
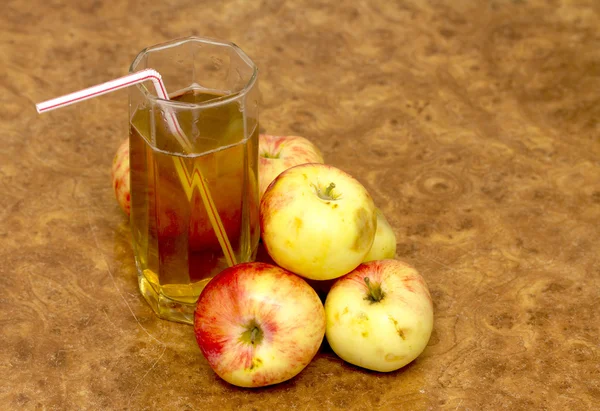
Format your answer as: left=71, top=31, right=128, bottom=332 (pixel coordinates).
left=128, top=37, right=260, bottom=324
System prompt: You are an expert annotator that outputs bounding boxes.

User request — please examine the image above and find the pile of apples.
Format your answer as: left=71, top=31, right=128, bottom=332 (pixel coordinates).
left=111, top=134, right=434, bottom=388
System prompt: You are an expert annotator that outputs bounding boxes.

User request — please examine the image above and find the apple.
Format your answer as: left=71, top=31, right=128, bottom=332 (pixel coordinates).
left=363, top=208, right=397, bottom=262
left=194, top=262, right=326, bottom=388
left=111, top=138, right=130, bottom=215
left=260, top=163, right=377, bottom=281
left=259, top=134, right=324, bottom=200
left=324, top=259, right=434, bottom=372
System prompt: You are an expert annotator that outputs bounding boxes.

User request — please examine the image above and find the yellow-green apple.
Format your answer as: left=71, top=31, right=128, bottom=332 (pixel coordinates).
left=363, top=208, right=397, bottom=262
left=259, top=134, right=324, bottom=200
left=111, top=138, right=130, bottom=216
left=260, top=163, right=377, bottom=281
left=304, top=207, right=396, bottom=298
left=193, top=262, right=326, bottom=388
left=324, top=260, right=434, bottom=372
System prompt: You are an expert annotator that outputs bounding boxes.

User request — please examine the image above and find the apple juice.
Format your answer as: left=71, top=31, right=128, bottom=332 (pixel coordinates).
left=129, top=88, right=259, bottom=324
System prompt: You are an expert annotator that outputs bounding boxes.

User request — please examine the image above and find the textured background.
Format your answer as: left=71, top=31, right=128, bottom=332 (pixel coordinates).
left=1, top=0, right=600, bottom=409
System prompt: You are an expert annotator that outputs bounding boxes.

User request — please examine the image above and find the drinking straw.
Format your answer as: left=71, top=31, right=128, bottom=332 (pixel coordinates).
left=35, top=68, right=237, bottom=267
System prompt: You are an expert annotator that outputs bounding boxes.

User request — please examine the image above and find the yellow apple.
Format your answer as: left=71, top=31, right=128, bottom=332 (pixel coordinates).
left=324, top=260, right=434, bottom=372
left=259, top=134, right=324, bottom=200
left=260, top=163, right=377, bottom=280
left=363, top=208, right=397, bottom=262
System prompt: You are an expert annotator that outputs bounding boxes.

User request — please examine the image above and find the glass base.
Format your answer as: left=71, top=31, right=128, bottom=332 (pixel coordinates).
left=135, top=246, right=259, bottom=325
left=137, top=269, right=210, bottom=325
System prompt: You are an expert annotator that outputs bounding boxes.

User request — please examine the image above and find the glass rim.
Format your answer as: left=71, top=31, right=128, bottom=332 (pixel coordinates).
left=129, top=35, right=258, bottom=110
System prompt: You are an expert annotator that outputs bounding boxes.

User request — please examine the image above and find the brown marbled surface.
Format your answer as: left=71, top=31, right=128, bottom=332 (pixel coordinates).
left=2, top=0, right=599, bottom=409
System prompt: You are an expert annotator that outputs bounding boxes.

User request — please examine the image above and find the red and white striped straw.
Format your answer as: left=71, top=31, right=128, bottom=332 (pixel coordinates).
left=36, top=68, right=191, bottom=151
left=36, top=68, right=168, bottom=112
left=35, top=68, right=237, bottom=267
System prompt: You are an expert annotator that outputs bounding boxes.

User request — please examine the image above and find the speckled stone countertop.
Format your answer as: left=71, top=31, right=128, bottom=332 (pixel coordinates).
left=2, top=0, right=599, bottom=409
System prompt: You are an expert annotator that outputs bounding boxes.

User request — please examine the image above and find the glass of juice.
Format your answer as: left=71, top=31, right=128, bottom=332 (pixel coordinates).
left=128, top=37, right=260, bottom=324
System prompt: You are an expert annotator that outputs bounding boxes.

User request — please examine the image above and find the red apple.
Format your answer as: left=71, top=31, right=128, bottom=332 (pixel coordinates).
left=324, top=259, right=434, bottom=372
left=259, top=134, right=324, bottom=200
left=194, top=262, right=326, bottom=388
left=111, top=138, right=130, bottom=215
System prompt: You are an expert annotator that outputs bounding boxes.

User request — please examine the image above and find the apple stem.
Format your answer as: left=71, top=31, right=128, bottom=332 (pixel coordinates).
left=240, top=320, right=264, bottom=346
left=314, top=182, right=339, bottom=201
left=261, top=150, right=280, bottom=159
left=250, top=327, right=259, bottom=345
left=364, top=277, right=385, bottom=303
left=324, top=182, right=335, bottom=197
